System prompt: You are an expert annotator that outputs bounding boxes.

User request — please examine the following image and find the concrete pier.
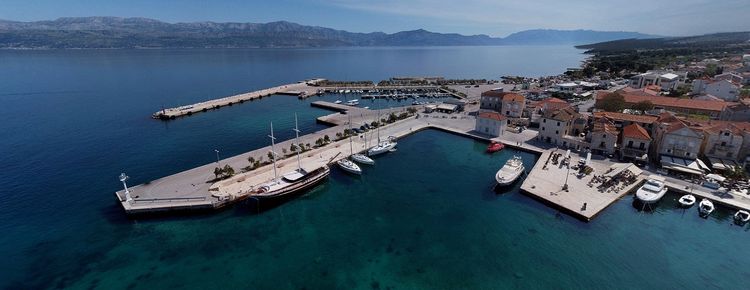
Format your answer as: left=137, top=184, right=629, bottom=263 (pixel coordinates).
left=152, top=79, right=325, bottom=119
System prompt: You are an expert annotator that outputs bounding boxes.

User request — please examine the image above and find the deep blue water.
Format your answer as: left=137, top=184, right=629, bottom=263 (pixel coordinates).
left=1, top=47, right=748, bottom=289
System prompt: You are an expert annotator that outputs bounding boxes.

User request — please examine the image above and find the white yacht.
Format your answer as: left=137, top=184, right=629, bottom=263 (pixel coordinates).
left=678, top=194, right=696, bottom=207
left=334, top=100, right=342, bottom=104
left=635, top=176, right=668, bottom=204
left=351, top=153, right=374, bottom=165
left=734, top=210, right=750, bottom=225
left=495, top=156, right=525, bottom=186
left=345, top=99, right=359, bottom=106
left=336, top=158, right=362, bottom=175
left=367, top=110, right=397, bottom=156
left=699, top=199, right=715, bottom=216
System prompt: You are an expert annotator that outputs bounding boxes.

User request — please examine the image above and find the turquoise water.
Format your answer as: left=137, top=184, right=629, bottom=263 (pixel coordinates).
left=2, top=47, right=748, bottom=289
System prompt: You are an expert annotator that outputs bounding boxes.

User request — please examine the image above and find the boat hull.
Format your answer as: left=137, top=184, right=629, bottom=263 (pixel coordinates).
left=635, top=188, right=668, bottom=204
left=351, top=154, right=375, bottom=165
left=337, top=160, right=362, bottom=175
left=250, top=166, right=330, bottom=200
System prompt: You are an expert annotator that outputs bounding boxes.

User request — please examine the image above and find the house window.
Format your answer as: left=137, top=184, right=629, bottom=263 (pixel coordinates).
left=639, top=142, right=645, bottom=149
left=602, top=134, right=606, bottom=138
left=557, top=121, right=560, bottom=126
left=628, top=140, right=633, bottom=148
left=686, top=152, right=690, bottom=157
left=542, top=127, right=545, bottom=131
left=543, top=119, right=546, bottom=123
left=556, top=130, right=559, bottom=135
left=667, top=149, right=672, bottom=153
left=724, top=132, right=730, bottom=136
left=600, top=141, right=606, bottom=148
left=721, top=141, right=726, bottom=146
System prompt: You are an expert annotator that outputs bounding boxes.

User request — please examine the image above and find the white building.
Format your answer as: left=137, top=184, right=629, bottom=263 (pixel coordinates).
left=692, top=79, right=740, bottom=101
left=630, top=70, right=686, bottom=91
left=538, top=106, right=578, bottom=146
left=475, top=111, right=508, bottom=137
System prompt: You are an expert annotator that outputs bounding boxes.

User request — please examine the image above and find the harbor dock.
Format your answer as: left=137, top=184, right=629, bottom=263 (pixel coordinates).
left=152, top=79, right=326, bottom=119
left=520, top=150, right=646, bottom=221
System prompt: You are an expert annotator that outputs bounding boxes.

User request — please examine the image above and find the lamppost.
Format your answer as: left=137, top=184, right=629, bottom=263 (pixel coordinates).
left=563, top=157, right=571, bottom=192
left=119, top=173, right=132, bottom=202
left=215, top=149, right=220, bottom=165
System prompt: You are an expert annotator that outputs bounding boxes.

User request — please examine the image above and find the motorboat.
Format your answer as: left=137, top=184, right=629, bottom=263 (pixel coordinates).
left=635, top=176, right=668, bottom=204
left=336, top=158, right=362, bottom=175
left=345, top=99, right=359, bottom=106
left=495, top=156, right=525, bottom=186
left=698, top=199, right=715, bottom=216
left=734, top=210, right=750, bottom=225
left=486, top=141, right=504, bottom=153
left=334, top=100, right=342, bottom=104
left=678, top=194, right=696, bottom=207
left=351, top=153, right=375, bottom=165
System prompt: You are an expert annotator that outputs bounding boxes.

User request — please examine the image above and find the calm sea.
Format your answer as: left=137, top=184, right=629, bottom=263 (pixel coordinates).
left=1, top=46, right=747, bottom=289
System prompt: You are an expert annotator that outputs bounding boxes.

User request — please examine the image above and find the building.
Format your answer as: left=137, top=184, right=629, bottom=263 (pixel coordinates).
left=714, top=72, right=744, bottom=85
left=475, top=111, right=508, bottom=137
left=589, top=118, right=619, bottom=156
left=692, top=79, right=740, bottom=101
left=651, top=114, right=708, bottom=176
left=501, top=93, right=525, bottom=118
left=720, top=101, right=750, bottom=122
left=480, top=89, right=505, bottom=111
left=592, top=111, right=658, bottom=133
left=620, top=123, right=651, bottom=162
left=702, top=122, right=744, bottom=171
left=595, top=90, right=728, bottom=119
left=538, top=106, right=579, bottom=146
left=630, top=70, right=686, bottom=91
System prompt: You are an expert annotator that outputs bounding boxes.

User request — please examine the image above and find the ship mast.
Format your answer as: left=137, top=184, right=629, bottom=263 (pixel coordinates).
left=348, top=114, right=354, bottom=155
left=292, top=113, right=302, bottom=171
left=269, top=122, right=278, bottom=181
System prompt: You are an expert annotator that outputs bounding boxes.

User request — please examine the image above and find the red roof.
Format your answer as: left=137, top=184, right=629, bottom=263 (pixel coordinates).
left=597, top=90, right=728, bottom=112
left=502, top=93, right=525, bottom=102
left=478, top=111, right=507, bottom=121
left=622, top=123, right=651, bottom=140
left=593, top=111, right=658, bottom=124
left=481, top=90, right=507, bottom=98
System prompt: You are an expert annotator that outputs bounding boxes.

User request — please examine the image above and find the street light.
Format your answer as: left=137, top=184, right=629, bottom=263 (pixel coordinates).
left=215, top=149, right=220, bottom=165
left=119, top=173, right=132, bottom=202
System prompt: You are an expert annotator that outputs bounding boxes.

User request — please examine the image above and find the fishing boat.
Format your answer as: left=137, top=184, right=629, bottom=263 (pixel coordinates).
left=345, top=99, right=359, bottom=106
left=249, top=119, right=329, bottom=200
left=495, top=156, right=525, bottom=186
left=635, top=176, right=668, bottom=204
left=698, top=199, right=715, bottom=216
left=734, top=210, right=750, bottom=225
left=486, top=141, right=504, bottom=153
left=678, top=194, right=696, bottom=207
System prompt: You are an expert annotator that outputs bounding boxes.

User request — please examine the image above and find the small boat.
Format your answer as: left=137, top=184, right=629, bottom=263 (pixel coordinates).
left=351, top=153, right=375, bottom=165
left=486, top=141, right=504, bottom=153
left=734, top=210, right=750, bottom=225
left=334, top=100, right=342, bottom=104
left=345, top=99, right=359, bottom=106
left=336, top=158, right=362, bottom=175
left=678, top=194, right=696, bottom=207
left=495, top=156, right=525, bottom=186
left=635, top=176, right=668, bottom=204
left=699, top=199, right=715, bottom=216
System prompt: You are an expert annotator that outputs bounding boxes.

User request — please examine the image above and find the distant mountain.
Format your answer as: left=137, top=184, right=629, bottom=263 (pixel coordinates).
left=502, top=29, right=659, bottom=45
left=576, top=31, right=750, bottom=52
left=0, top=17, right=655, bottom=49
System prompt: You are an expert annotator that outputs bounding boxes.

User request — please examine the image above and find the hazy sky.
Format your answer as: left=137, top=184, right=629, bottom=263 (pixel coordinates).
left=1, top=0, right=749, bottom=37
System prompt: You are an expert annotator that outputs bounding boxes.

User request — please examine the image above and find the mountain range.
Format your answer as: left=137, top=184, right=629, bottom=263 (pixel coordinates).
left=0, top=17, right=659, bottom=49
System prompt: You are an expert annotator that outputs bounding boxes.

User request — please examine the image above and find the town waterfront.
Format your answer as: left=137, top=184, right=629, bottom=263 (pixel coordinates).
left=2, top=47, right=750, bottom=288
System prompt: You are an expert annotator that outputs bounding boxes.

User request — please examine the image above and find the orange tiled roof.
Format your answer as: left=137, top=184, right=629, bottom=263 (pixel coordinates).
left=593, top=111, right=658, bottom=124
left=478, top=111, right=507, bottom=121
left=597, top=90, right=728, bottom=112
left=543, top=106, right=578, bottom=122
left=502, top=93, right=525, bottom=102
left=622, top=123, right=651, bottom=140
left=592, top=118, right=619, bottom=135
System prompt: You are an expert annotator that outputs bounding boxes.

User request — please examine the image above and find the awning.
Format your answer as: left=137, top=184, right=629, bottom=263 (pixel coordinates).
left=708, top=157, right=739, bottom=170
left=660, top=155, right=708, bottom=175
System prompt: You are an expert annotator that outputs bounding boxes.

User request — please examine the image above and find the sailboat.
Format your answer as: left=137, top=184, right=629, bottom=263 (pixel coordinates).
left=337, top=115, right=363, bottom=175
left=367, top=109, right=397, bottom=156
left=348, top=115, right=374, bottom=165
left=249, top=117, right=330, bottom=200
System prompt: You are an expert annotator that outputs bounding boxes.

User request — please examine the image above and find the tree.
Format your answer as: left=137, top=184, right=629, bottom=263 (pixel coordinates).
left=371, top=121, right=379, bottom=127
left=267, top=151, right=274, bottom=161
left=213, top=167, right=223, bottom=179
left=407, top=107, right=417, bottom=114
left=323, top=135, right=330, bottom=143
left=247, top=156, right=255, bottom=165
left=290, top=143, right=298, bottom=152
left=282, top=148, right=288, bottom=155
left=632, top=100, right=654, bottom=112
left=335, top=132, right=342, bottom=140
left=596, top=92, right=626, bottom=112
left=223, top=164, right=235, bottom=177
left=305, top=143, right=311, bottom=150
left=315, top=138, right=323, bottom=147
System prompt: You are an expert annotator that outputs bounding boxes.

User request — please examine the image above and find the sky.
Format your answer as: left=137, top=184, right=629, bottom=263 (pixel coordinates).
left=1, top=0, right=749, bottom=37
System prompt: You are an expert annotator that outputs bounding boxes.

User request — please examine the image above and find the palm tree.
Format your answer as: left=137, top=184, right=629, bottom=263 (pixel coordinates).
left=223, top=164, right=235, bottom=177
left=323, top=135, right=330, bottom=143
left=290, top=143, right=298, bottom=152
left=213, top=167, right=223, bottom=179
